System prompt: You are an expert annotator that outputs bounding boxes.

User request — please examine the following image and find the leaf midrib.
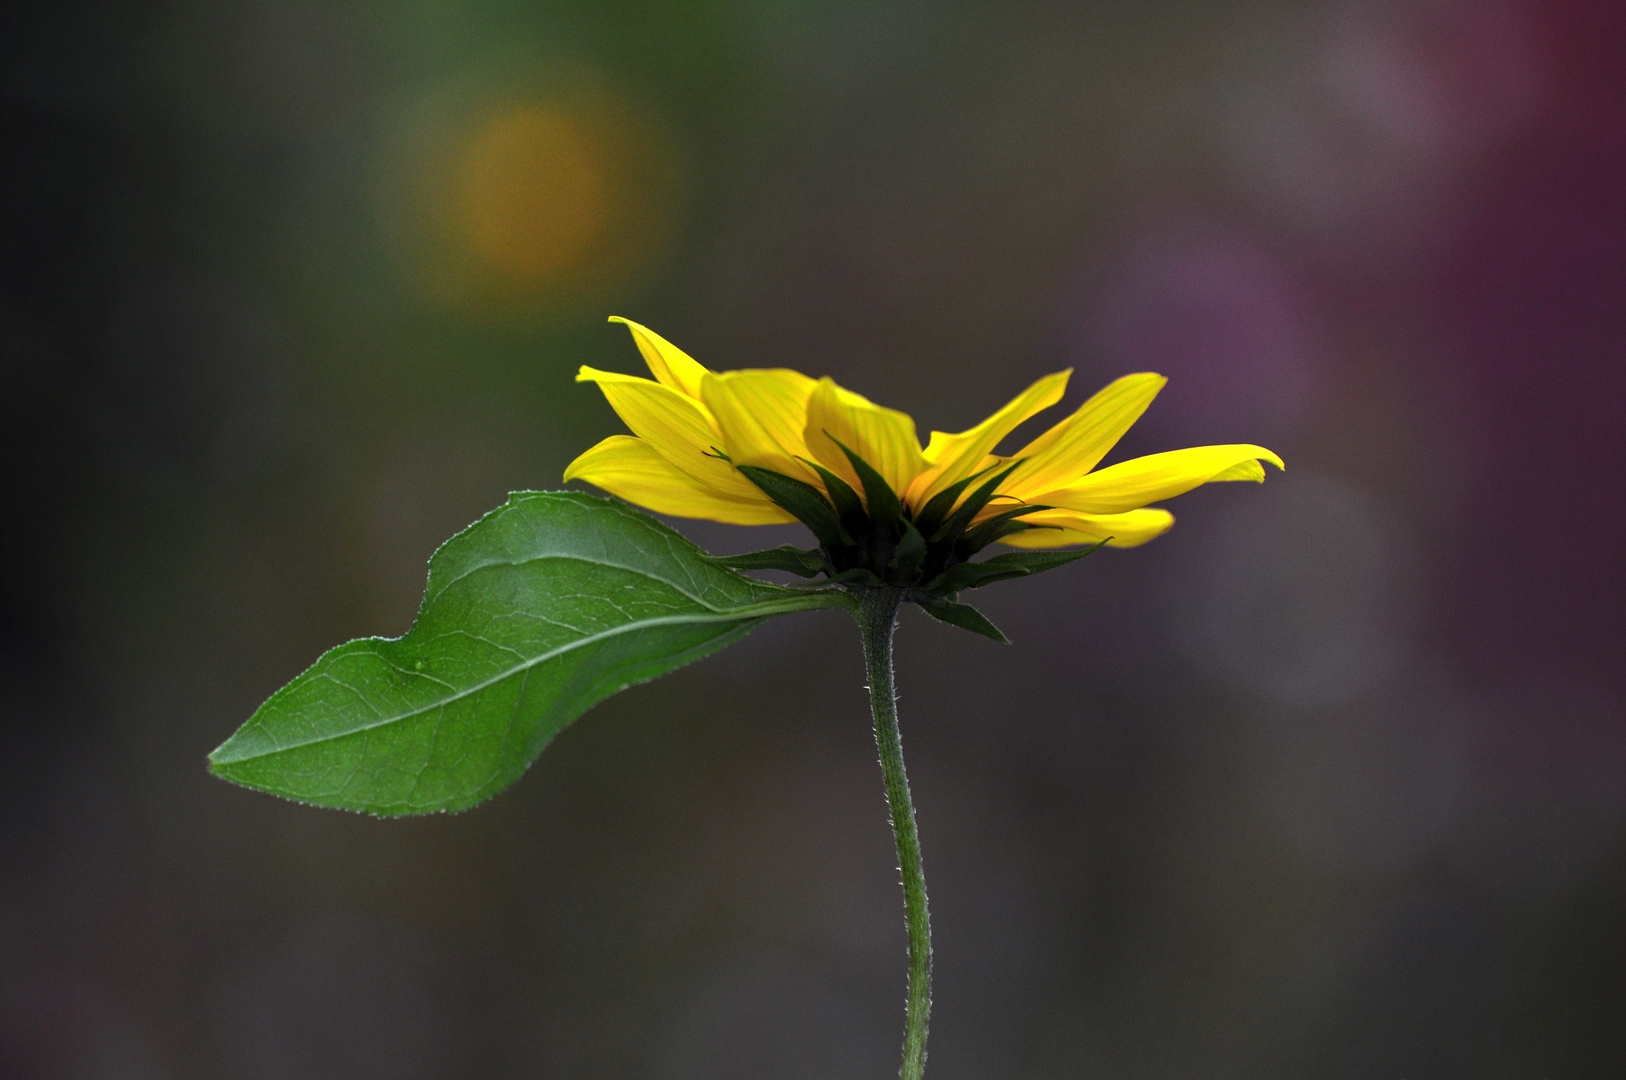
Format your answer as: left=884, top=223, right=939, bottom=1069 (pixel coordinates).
left=426, top=497, right=729, bottom=608
left=212, top=592, right=841, bottom=765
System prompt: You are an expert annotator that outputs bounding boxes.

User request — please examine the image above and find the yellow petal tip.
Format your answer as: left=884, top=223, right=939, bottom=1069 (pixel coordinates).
left=1245, top=447, right=1285, bottom=475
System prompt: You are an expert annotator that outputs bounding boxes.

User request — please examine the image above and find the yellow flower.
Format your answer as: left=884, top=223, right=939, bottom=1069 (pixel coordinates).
left=566, top=317, right=1281, bottom=581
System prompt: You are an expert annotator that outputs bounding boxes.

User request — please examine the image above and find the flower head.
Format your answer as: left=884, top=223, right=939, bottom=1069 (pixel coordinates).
left=566, top=317, right=1282, bottom=590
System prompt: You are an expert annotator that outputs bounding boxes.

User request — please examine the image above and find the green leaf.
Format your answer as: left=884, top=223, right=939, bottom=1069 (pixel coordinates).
left=926, top=539, right=1108, bottom=592
left=711, top=545, right=828, bottom=577
left=209, top=492, right=852, bottom=816
left=909, top=593, right=1010, bottom=643
left=736, top=466, right=847, bottom=550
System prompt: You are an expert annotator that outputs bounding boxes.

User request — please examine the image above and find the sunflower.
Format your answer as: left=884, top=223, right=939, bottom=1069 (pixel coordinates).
left=566, top=317, right=1281, bottom=591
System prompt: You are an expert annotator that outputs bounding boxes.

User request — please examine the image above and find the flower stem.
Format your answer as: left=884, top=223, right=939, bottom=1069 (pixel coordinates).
left=856, top=585, right=931, bottom=1080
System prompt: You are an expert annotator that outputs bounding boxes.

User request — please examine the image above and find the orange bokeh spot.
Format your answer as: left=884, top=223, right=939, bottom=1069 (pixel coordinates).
left=453, top=107, right=610, bottom=284
left=379, top=69, right=683, bottom=322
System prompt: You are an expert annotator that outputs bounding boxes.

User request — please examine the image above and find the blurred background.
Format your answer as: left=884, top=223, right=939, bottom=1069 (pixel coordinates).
left=3, top=1, right=1623, bottom=1076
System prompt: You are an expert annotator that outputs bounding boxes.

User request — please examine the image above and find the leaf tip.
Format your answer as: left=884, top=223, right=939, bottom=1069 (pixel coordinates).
left=205, top=746, right=242, bottom=781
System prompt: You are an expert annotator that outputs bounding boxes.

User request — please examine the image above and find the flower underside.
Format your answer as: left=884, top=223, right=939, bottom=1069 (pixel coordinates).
left=565, top=317, right=1283, bottom=631
left=727, top=443, right=1060, bottom=591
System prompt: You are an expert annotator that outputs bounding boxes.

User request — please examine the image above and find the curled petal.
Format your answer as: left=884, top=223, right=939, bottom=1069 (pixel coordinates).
left=999, top=508, right=1176, bottom=548
left=804, top=377, right=927, bottom=501
left=608, top=317, right=710, bottom=400
left=908, top=370, right=1070, bottom=509
left=575, top=367, right=761, bottom=500
left=702, top=369, right=821, bottom=484
left=1001, top=372, right=1166, bottom=498
left=565, top=436, right=794, bottom=524
left=1035, top=444, right=1284, bottom=515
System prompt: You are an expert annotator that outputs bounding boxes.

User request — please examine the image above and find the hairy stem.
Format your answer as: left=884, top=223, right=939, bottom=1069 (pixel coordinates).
left=856, top=586, right=931, bottom=1080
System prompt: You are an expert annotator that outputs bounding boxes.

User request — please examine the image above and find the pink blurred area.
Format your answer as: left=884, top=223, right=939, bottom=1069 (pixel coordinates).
left=2, top=1, right=1623, bottom=1077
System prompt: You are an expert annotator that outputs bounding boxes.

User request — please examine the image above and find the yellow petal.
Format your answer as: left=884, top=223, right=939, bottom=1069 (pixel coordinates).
left=608, top=316, right=710, bottom=400
left=576, top=366, right=763, bottom=500
left=700, top=369, right=821, bottom=483
left=577, top=365, right=718, bottom=448
left=1001, top=372, right=1167, bottom=497
left=564, top=435, right=794, bottom=524
left=804, top=376, right=927, bottom=500
left=999, top=507, right=1176, bottom=548
left=1034, top=444, right=1284, bottom=515
left=907, top=369, right=1070, bottom=508
left=1207, top=459, right=1268, bottom=482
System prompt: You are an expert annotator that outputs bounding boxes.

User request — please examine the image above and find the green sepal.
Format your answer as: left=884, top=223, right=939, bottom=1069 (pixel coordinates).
left=829, top=437, right=902, bottom=531
left=968, top=520, right=1050, bottom=550
left=930, top=460, right=1024, bottom=545
left=925, top=562, right=1030, bottom=592
left=829, top=567, right=884, bottom=587
left=736, top=466, right=848, bottom=550
left=958, top=503, right=1053, bottom=553
left=799, top=458, right=869, bottom=534
left=972, top=541, right=1110, bottom=575
left=910, top=592, right=1009, bottom=643
left=890, top=520, right=927, bottom=583
left=712, top=545, right=829, bottom=578
left=925, top=538, right=1109, bottom=592
left=910, top=461, right=1004, bottom=539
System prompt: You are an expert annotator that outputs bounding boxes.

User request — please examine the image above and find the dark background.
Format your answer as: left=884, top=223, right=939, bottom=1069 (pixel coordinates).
left=3, top=2, right=1624, bottom=1077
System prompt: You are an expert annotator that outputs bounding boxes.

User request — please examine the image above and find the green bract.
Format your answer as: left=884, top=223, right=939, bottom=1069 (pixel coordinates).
left=719, top=454, right=1111, bottom=642
left=208, top=492, right=851, bottom=815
